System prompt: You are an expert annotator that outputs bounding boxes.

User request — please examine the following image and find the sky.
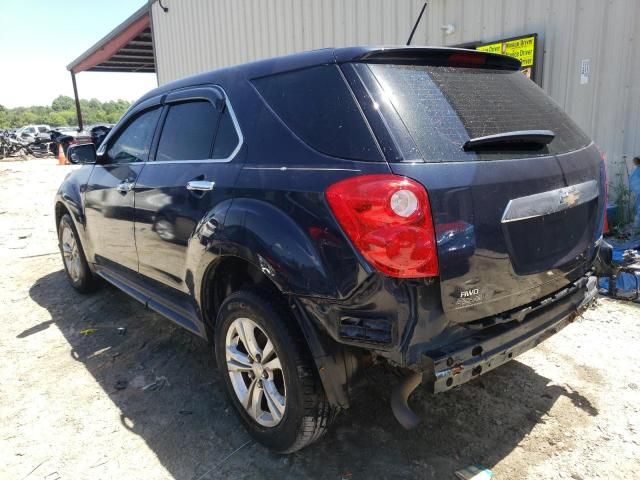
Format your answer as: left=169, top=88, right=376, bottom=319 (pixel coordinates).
left=0, top=0, right=158, bottom=108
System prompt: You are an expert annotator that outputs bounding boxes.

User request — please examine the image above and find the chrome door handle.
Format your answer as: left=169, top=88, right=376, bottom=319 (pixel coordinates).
left=116, top=181, right=134, bottom=193
left=186, top=180, right=215, bottom=192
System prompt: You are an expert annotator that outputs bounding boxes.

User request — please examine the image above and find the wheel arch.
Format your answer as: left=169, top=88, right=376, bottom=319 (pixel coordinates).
left=54, top=201, right=70, bottom=232
left=199, top=254, right=359, bottom=409
left=200, top=255, right=280, bottom=334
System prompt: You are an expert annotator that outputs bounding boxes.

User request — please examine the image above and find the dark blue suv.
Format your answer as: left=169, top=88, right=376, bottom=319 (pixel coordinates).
left=56, top=47, right=605, bottom=452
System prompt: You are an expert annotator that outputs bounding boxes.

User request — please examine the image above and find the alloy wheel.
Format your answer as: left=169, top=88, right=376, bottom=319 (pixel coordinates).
left=225, top=317, right=286, bottom=427
left=61, top=224, right=81, bottom=283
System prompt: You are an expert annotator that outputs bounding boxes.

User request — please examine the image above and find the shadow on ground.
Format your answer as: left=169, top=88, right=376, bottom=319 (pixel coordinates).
left=28, top=270, right=598, bottom=479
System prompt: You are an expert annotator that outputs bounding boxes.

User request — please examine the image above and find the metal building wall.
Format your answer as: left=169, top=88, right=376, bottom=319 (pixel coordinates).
left=151, top=0, right=640, bottom=174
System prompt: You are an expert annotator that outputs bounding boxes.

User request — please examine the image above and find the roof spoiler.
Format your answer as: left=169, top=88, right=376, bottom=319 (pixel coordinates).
left=350, top=47, right=521, bottom=71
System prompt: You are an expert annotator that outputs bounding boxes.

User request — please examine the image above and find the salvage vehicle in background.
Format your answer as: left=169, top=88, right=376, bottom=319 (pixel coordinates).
left=55, top=46, right=607, bottom=453
left=15, top=124, right=51, bottom=142
left=0, top=130, right=51, bottom=158
left=49, top=124, right=113, bottom=157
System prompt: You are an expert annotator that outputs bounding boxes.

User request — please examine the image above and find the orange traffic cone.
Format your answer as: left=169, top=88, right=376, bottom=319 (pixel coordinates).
left=57, top=144, right=67, bottom=165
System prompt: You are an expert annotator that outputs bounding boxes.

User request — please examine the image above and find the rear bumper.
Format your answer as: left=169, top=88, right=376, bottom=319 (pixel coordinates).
left=419, top=275, right=598, bottom=393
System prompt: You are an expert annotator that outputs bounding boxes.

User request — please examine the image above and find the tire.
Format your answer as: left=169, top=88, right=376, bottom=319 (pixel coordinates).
left=58, top=213, right=99, bottom=293
left=214, top=288, right=335, bottom=453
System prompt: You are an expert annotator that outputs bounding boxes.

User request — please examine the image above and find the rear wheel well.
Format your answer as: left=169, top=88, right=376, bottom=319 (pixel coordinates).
left=203, top=256, right=281, bottom=331
left=203, top=256, right=359, bottom=409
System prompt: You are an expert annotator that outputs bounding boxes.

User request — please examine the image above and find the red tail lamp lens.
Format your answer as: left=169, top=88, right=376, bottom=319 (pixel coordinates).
left=325, top=174, right=439, bottom=278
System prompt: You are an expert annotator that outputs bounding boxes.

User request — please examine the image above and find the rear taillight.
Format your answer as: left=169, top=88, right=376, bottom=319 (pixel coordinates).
left=325, top=174, right=439, bottom=278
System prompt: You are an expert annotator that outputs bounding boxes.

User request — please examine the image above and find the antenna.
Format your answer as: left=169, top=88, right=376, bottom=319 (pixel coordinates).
left=406, top=2, right=428, bottom=46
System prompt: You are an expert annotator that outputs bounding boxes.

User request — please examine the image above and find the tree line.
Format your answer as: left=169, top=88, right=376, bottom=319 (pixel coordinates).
left=0, top=95, right=132, bottom=129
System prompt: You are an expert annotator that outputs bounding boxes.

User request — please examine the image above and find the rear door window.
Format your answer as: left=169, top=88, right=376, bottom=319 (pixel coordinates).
left=361, top=63, right=590, bottom=162
left=252, top=65, right=382, bottom=161
left=156, top=100, right=219, bottom=161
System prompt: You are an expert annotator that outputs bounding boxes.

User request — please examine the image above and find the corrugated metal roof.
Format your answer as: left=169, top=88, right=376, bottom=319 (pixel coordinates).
left=67, top=4, right=155, bottom=74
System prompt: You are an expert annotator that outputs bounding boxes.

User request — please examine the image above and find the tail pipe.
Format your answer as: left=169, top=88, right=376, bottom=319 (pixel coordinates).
left=390, top=371, right=423, bottom=429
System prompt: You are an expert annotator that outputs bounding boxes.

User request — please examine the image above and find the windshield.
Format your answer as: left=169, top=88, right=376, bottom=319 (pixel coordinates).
left=362, top=63, right=591, bottom=161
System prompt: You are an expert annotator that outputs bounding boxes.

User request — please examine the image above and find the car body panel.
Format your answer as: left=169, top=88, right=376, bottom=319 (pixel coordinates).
left=389, top=148, right=604, bottom=323
left=84, top=163, right=145, bottom=272
left=134, top=157, right=245, bottom=292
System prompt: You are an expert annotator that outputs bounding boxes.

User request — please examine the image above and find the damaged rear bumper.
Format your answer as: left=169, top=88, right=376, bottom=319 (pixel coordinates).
left=391, top=275, right=598, bottom=427
left=425, top=275, right=598, bottom=393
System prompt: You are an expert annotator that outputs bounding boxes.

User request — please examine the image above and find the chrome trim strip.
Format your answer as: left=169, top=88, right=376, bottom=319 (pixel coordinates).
left=501, top=180, right=599, bottom=224
left=242, top=167, right=362, bottom=172
left=151, top=85, right=244, bottom=164
left=97, top=85, right=244, bottom=166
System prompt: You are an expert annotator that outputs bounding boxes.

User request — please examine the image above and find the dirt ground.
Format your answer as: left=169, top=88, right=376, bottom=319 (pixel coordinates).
left=1, top=157, right=639, bottom=480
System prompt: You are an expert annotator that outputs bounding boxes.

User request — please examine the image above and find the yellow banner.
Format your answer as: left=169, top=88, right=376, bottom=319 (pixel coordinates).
left=477, top=35, right=535, bottom=67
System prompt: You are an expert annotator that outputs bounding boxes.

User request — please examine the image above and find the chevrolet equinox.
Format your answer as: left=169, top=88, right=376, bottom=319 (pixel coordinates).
left=56, top=47, right=605, bottom=452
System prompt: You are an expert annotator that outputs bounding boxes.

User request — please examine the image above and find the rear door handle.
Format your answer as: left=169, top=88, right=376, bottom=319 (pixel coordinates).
left=186, top=180, right=215, bottom=192
left=116, top=181, right=134, bottom=193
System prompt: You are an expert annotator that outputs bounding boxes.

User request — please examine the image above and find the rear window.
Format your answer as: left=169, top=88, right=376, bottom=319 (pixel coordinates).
left=364, top=64, right=590, bottom=162
left=252, top=65, right=382, bottom=161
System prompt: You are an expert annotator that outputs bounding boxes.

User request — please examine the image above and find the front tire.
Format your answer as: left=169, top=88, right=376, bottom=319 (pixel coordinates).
left=58, top=213, right=98, bottom=293
left=215, top=288, right=335, bottom=453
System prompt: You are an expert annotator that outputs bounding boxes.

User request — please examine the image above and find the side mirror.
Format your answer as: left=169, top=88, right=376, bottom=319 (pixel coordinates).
left=67, top=143, right=97, bottom=164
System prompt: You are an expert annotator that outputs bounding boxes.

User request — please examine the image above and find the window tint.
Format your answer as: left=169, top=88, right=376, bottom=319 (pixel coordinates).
left=156, top=101, right=219, bottom=161
left=365, top=64, right=590, bottom=162
left=107, top=108, right=160, bottom=164
left=37, top=126, right=48, bottom=133
left=252, top=65, right=381, bottom=161
left=212, top=107, right=239, bottom=158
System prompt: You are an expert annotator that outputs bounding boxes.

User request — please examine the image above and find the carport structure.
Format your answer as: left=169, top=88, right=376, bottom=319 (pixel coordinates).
left=66, top=5, right=156, bottom=130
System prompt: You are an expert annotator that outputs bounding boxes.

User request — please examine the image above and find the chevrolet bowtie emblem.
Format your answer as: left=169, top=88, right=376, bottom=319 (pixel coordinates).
left=559, top=188, right=580, bottom=207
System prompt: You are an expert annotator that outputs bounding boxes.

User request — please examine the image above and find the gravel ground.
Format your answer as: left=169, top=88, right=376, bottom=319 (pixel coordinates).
left=1, top=158, right=639, bottom=480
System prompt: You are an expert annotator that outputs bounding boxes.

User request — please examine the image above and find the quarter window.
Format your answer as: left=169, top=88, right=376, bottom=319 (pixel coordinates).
left=252, top=65, right=382, bottom=161
left=106, top=107, right=161, bottom=164
left=212, top=108, right=239, bottom=158
left=156, top=101, right=219, bottom=161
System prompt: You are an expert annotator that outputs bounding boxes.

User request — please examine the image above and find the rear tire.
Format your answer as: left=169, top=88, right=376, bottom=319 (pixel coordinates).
left=214, top=288, right=335, bottom=453
left=58, top=213, right=99, bottom=293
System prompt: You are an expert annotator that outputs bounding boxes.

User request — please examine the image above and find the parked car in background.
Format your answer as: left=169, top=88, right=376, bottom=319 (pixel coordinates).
left=56, top=126, right=79, bottom=133
left=15, top=124, right=51, bottom=142
left=55, top=46, right=607, bottom=453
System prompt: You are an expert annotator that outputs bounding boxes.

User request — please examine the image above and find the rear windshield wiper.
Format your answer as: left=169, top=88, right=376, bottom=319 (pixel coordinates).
left=463, top=130, right=555, bottom=151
